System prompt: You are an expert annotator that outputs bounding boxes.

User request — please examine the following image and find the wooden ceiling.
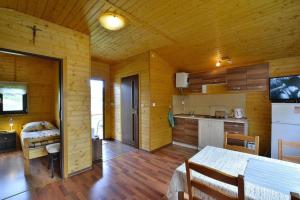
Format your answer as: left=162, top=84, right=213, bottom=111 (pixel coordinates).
left=0, top=0, right=299, bottom=71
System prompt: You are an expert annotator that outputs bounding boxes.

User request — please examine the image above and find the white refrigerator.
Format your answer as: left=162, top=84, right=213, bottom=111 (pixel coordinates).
left=271, top=103, right=300, bottom=158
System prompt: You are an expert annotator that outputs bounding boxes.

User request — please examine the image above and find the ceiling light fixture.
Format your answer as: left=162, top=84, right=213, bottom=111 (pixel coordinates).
left=99, top=12, right=127, bottom=31
left=216, top=60, right=221, bottom=67
left=221, top=56, right=232, bottom=64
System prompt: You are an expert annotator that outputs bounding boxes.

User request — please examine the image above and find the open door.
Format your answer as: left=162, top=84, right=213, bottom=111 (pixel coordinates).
left=121, top=75, right=139, bottom=148
left=90, top=80, right=104, bottom=139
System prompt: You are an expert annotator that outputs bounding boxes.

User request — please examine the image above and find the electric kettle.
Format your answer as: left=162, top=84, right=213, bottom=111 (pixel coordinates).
left=234, top=108, right=244, bottom=119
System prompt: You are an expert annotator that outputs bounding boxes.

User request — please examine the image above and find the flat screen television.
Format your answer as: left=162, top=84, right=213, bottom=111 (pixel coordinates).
left=270, top=75, right=300, bottom=102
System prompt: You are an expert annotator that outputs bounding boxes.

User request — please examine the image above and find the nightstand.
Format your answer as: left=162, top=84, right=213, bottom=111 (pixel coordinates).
left=0, top=130, right=16, bottom=153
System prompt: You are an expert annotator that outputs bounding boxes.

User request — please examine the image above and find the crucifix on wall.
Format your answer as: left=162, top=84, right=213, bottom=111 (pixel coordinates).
left=27, top=25, right=42, bottom=45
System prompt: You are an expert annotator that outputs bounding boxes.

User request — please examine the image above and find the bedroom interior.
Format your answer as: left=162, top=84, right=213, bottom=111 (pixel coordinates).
left=0, top=0, right=299, bottom=200
left=0, top=49, right=64, bottom=199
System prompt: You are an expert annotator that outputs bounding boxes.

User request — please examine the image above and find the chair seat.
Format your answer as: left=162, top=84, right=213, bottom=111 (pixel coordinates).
left=46, top=143, right=60, bottom=154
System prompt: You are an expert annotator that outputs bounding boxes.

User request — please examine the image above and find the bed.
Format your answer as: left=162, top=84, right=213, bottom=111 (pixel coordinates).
left=20, top=121, right=60, bottom=175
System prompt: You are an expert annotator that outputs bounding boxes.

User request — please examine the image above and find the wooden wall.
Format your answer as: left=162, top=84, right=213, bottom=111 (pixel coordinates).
left=0, top=8, right=91, bottom=177
left=91, top=60, right=111, bottom=139
left=149, top=51, right=175, bottom=150
left=53, top=64, right=60, bottom=128
left=0, top=53, right=58, bottom=148
left=245, top=91, right=271, bottom=155
left=110, top=52, right=150, bottom=151
left=110, top=51, right=176, bottom=151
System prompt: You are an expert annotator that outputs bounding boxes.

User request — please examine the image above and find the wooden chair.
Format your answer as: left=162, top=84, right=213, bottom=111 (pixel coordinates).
left=224, top=133, right=259, bottom=155
left=184, top=160, right=245, bottom=200
left=278, top=139, right=300, bottom=164
left=291, top=192, right=300, bottom=200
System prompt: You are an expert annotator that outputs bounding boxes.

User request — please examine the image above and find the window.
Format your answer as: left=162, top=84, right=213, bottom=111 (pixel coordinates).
left=0, top=82, right=28, bottom=115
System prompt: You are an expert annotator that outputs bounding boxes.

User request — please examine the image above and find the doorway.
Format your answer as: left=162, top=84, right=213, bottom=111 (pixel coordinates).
left=90, top=80, right=105, bottom=139
left=121, top=75, right=139, bottom=148
left=0, top=48, right=64, bottom=199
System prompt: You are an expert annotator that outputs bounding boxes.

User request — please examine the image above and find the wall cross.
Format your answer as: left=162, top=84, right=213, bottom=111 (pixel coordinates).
left=27, top=25, right=42, bottom=45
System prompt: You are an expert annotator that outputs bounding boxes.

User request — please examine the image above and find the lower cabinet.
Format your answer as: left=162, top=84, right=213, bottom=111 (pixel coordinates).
left=173, top=117, right=248, bottom=149
left=198, top=119, right=224, bottom=149
left=173, top=118, right=198, bottom=146
left=224, top=121, right=247, bottom=146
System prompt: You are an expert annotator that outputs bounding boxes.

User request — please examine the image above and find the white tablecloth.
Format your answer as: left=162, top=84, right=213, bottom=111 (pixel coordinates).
left=167, top=146, right=300, bottom=200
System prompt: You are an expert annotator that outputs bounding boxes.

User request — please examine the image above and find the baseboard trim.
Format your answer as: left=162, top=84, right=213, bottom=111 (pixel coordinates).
left=150, top=143, right=172, bottom=153
left=67, top=166, right=93, bottom=177
left=172, top=141, right=198, bottom=150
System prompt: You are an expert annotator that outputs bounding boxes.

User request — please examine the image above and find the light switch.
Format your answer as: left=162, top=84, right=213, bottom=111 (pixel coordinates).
left=202, top=85, right=207, bottom=93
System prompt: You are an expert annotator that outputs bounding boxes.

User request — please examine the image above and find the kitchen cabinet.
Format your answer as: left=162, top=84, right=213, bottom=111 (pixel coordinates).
left=200, top=69, right=226, bottom=85
left=224, top=122, right=248, bottom=146
left=187, top=73, right=202, bottom=92
left=198, top=119, right=224, bottom=149
left=246, top=64, right=269, bottom=91
left=173, top=118, right=198, bottom=146
left=183, top=63, right=269, bottom=92
left=226, top=67, right=247, bottom=91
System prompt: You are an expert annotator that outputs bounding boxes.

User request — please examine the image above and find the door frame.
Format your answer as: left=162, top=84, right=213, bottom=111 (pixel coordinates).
left=0, top=48, right=65, bottom=178
left=90, top=79, right=106, bottom=140
left=120, top=74, right=139, bottom=148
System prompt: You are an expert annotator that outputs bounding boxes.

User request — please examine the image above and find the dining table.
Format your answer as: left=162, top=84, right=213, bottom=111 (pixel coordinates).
left=167, top=146, right=300, bottom=200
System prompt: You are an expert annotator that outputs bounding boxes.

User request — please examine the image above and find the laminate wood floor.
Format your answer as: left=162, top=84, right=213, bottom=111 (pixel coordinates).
left=0, top=151, right=60, bottom=200
left=102, top=140, right=136, bottom=161
left=3, top=143, right=197, bottom=200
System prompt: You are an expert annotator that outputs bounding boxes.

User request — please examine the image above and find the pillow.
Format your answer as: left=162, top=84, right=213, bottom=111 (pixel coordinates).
left=43, top=121, right=56, bottom=130
left=23, top=121, right=44, bottom=132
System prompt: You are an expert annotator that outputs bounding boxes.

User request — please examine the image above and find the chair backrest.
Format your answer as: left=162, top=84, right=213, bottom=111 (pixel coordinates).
left=185, top=160, right=245, bottom=200
left=291, top=192, right=300, bottom=200
left=224, top=133, right=259, bottom=155
left=278, top=139, right=300, bottom=164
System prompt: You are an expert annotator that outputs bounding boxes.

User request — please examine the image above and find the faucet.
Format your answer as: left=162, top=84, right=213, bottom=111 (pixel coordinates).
left=189, top=111, right=195, bottom=116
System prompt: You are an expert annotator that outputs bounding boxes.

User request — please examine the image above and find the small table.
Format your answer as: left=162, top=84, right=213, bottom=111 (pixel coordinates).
left=167, top=146, right=300, bottom=200
left=0, top=130, right=16, bottom=153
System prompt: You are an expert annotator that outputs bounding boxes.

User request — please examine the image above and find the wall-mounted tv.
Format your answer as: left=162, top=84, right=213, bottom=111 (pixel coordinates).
left=270, top=75, right=300, bottom=102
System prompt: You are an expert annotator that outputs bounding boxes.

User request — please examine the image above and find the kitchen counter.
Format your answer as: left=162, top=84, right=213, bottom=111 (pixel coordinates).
left=174, top=114, right=248, bottom=123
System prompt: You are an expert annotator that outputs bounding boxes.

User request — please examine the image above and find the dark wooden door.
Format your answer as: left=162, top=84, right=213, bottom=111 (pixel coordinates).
left=121, top=75, right=139, bottom=148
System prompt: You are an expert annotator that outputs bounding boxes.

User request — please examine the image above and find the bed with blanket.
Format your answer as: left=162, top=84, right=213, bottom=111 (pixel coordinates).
left=20, top=121, right=60, bottom=175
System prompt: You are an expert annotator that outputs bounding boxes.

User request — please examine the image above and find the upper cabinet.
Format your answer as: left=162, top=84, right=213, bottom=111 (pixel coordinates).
left=246, top=64, right=269, bottom=91
left=226, top=67, right=247, bottom=91
left=185, top=63, right=269, bottom=92
left=201, top=69, right=226, bottom=84
left=188, top=73, right=202, bottom=92
left=188, top=69, right=226, bottom=91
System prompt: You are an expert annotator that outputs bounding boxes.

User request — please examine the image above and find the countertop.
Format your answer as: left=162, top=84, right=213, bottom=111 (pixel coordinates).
left=174, top=114, right=248, bottom=123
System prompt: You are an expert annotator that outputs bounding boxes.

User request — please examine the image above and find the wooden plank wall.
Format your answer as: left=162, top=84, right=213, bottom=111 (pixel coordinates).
left=149, top=51, right=175, bottom=150
left=53, top=64, right=60, bottom=128
left=91, top=60, right=111, bottom=139
left=245, top=91, right=271, bottom=155
left=110, top=52, right=150, bottom=151
left=0, top=8, right=91, bottom=177
left=0, top=53, right=58, bottom=148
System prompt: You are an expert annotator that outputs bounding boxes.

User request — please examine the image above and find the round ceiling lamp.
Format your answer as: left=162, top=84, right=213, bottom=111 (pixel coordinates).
left=99, top=12, right=127, bottom=31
